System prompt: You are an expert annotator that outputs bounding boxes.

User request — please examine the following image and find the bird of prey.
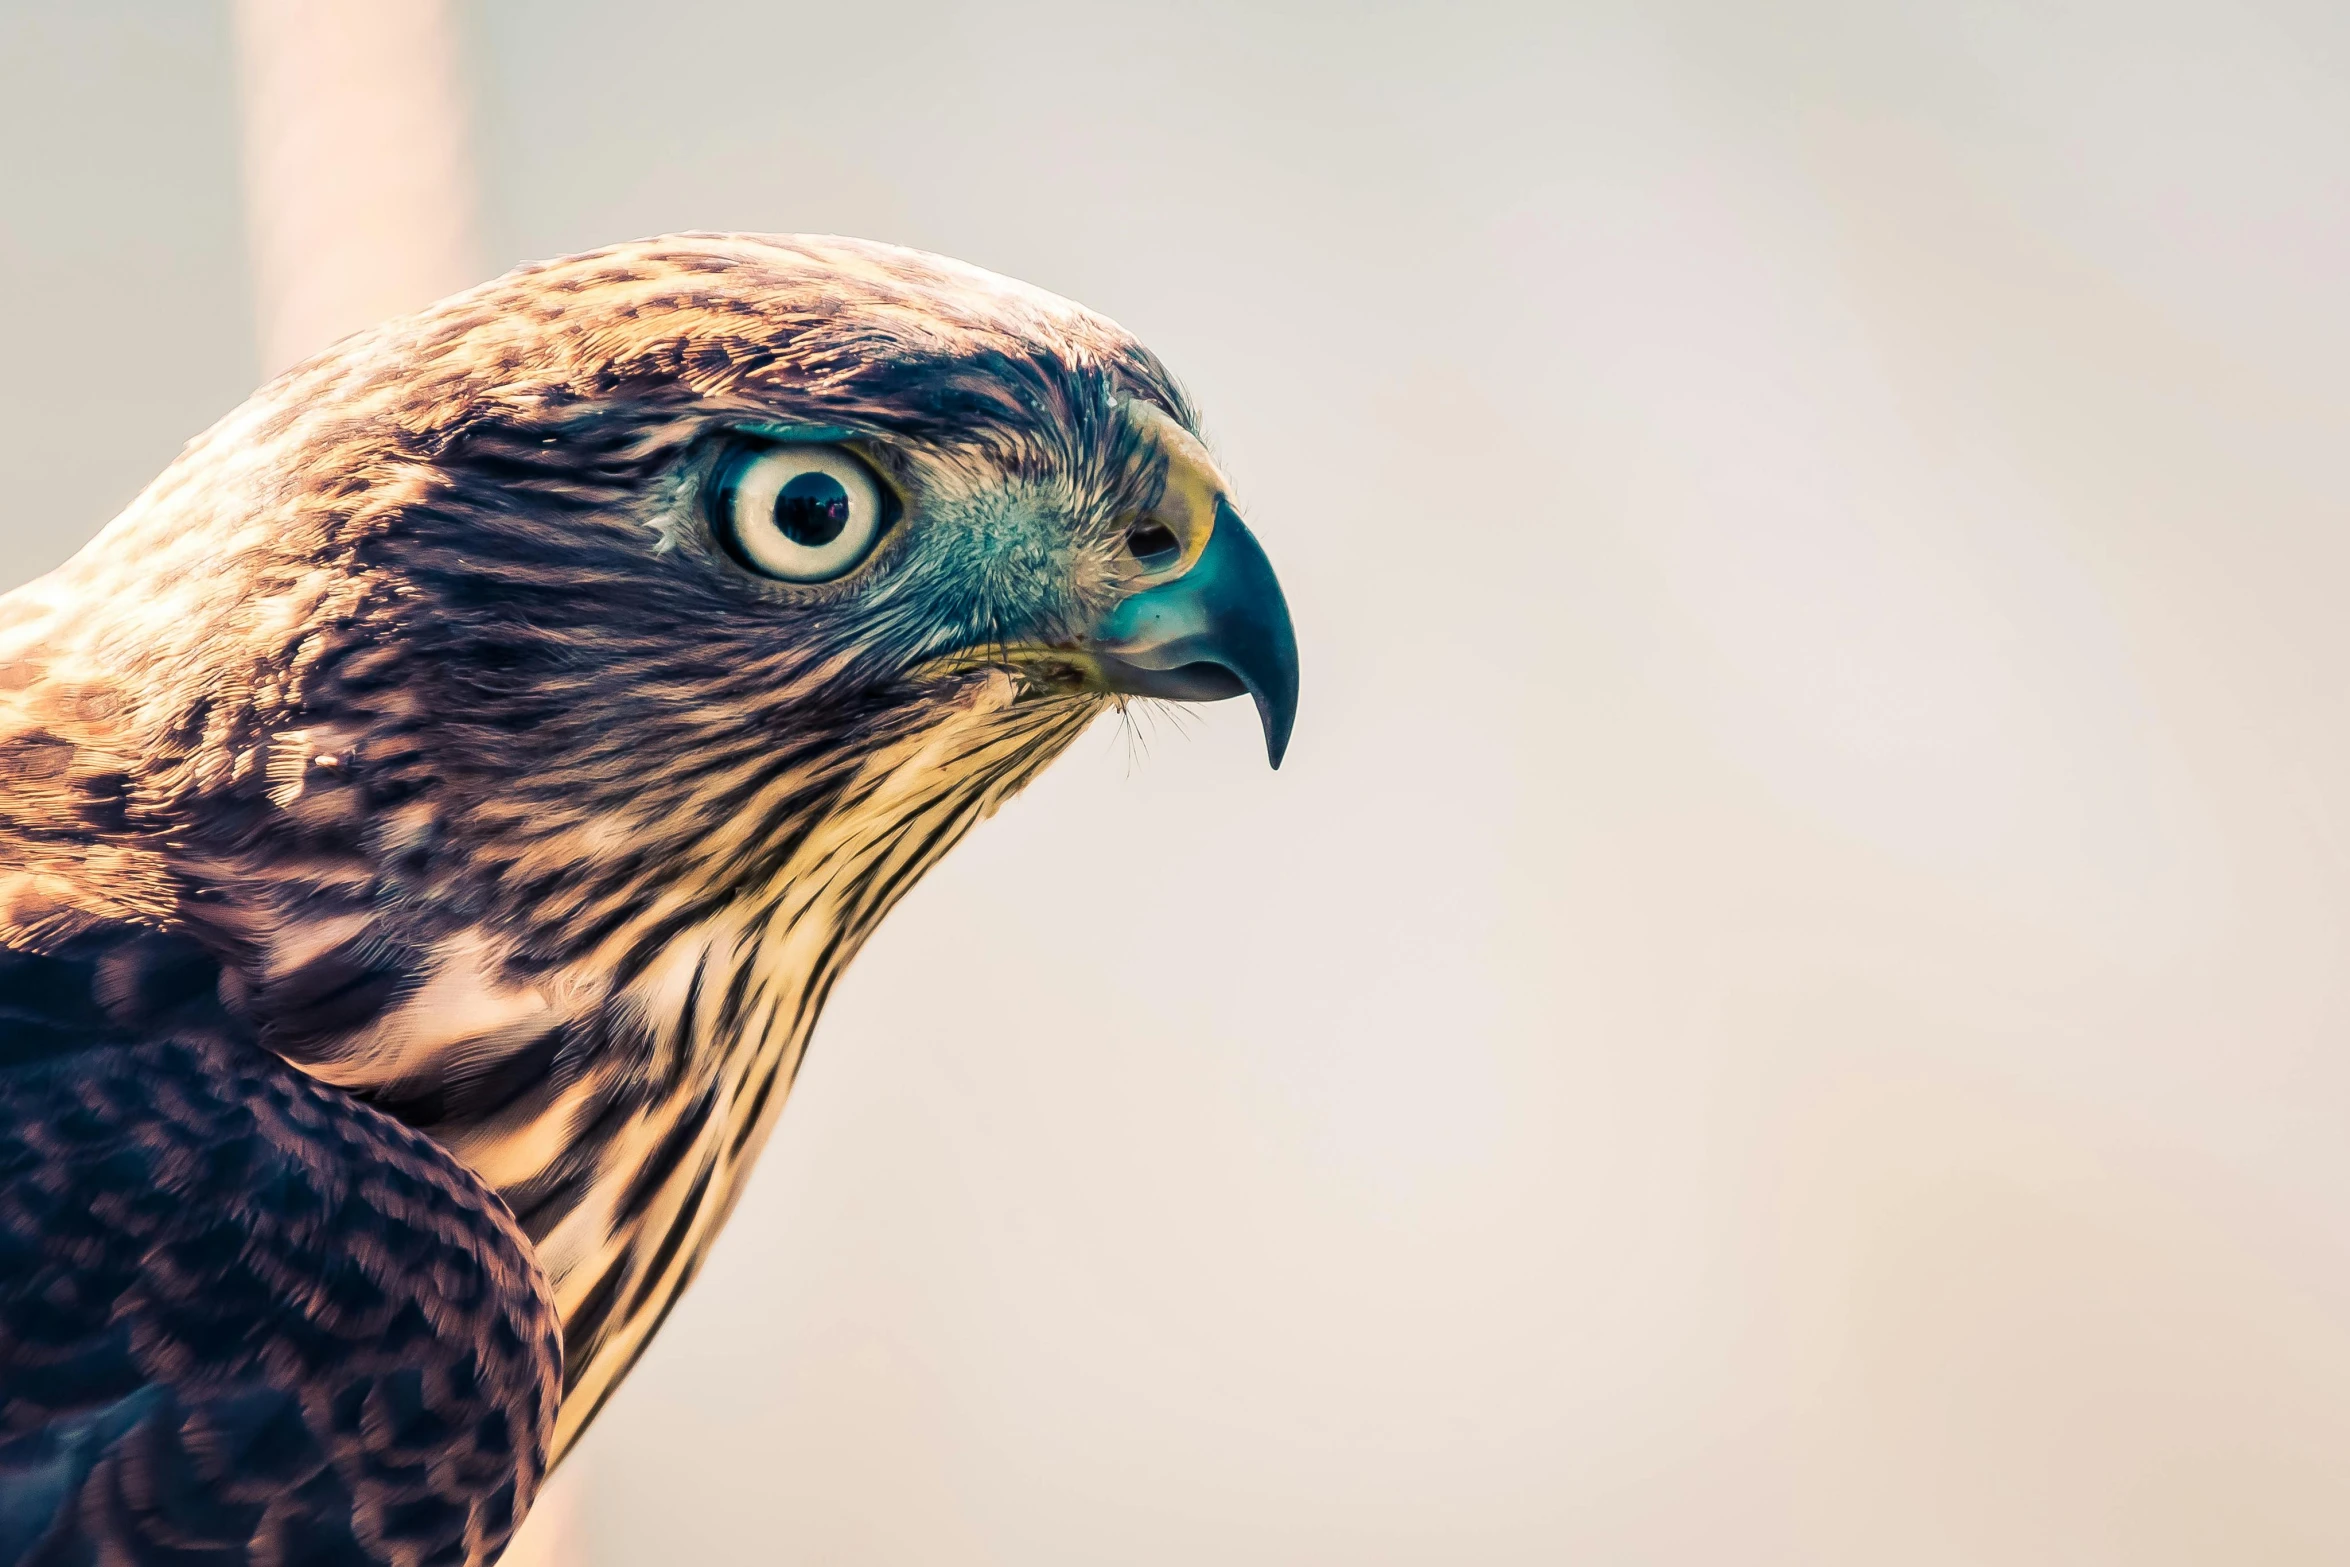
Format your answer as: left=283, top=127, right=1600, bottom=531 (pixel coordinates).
left=0, top=234, right=1296, bottom=1564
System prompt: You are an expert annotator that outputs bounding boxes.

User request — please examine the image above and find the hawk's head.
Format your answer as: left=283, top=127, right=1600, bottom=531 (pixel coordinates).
left=0, top=233, right=1296, bottom=1449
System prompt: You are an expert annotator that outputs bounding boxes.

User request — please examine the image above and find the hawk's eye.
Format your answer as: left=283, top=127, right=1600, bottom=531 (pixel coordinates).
left=714, top=443, right=892, bottom=583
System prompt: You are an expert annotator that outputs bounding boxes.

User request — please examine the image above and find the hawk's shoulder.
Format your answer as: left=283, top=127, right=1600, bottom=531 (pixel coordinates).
left=0, top=927, right=562, bottom=1566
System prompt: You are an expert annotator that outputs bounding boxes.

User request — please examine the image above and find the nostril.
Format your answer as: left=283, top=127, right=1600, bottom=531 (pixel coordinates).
left=1125, top=520, right=1182, bottom=569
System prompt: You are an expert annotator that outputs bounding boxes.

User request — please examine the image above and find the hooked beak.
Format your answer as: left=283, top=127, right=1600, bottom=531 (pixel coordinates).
left=1084, top=496, right=1300, bottom=768
left=926, top=401, right=1299, bottom=767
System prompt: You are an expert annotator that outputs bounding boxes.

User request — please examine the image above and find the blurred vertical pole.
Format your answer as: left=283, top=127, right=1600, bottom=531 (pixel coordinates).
left=230, top=3, right=579, bottom=1561
left=231, top=0, right=480, bottom=376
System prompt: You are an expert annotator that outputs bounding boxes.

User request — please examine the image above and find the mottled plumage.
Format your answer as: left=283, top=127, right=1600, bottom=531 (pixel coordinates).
left=0, top=933, right=556, bottom=1563
left=0, top=234, right=1294, bottom=1560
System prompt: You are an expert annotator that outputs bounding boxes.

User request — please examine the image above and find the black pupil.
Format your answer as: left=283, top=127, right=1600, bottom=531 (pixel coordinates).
left=776, top=471, right=852, bottom=547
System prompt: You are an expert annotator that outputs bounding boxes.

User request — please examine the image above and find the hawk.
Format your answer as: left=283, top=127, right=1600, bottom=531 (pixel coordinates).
left=0, top=235, right=1296, bottom=1564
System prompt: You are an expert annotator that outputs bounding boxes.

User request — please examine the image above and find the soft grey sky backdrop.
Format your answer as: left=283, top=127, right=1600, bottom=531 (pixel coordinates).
left=7, top=2, right=2350, bottom=1563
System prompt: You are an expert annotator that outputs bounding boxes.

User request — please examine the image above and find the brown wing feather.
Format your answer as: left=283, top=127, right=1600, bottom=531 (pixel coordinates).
left=0, top=929, right=560, bottom=1566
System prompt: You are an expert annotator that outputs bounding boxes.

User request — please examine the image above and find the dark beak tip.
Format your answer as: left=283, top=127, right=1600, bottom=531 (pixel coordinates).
left=1252, top=672, right=1297, bottom=770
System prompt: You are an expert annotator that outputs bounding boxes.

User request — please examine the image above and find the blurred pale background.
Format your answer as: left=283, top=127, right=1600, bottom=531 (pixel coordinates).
left=6, top=1, right=2350, bottom=1562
